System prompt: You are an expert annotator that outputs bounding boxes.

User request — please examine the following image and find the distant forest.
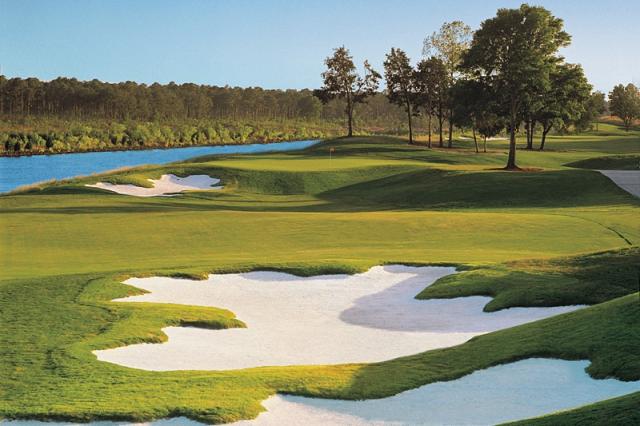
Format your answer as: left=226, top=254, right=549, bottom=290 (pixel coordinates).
left=0, top=75, right=417, bottom=155
left=0, top=75, right=408, bottom=123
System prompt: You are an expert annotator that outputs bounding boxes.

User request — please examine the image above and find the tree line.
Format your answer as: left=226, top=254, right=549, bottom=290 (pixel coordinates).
left=316, top=4, right=639, bottom=169
left=0, top=75, right=421, bottom=155
left=0, top=75, right=412, bottom=124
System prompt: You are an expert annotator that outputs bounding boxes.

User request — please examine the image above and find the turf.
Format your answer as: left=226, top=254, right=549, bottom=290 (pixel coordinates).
left=502, top=392, right=640, bottom=425
left=566, top=154, right=640, bottom=170
left=1, top=124, right=639, bottom=423
left=417, top=248, right=640, bottom=311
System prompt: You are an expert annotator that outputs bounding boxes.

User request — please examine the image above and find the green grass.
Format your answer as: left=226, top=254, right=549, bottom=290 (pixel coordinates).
left=567, top=154, right=640, bottom=170
left=502, top=392, right=640, bottom=425
left=418, top=248, right=640, bottom=311
left=1, top=127, right=639, bottom=423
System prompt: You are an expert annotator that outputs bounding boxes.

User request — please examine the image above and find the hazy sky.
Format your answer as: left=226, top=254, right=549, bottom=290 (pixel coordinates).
left=2, top=0, right=638, bottom=93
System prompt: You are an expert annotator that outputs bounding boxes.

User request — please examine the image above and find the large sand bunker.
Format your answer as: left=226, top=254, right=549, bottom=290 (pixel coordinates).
left=599, top=170, right=640, bottom=197
left=230, top=359, right=640, bottom=425
left=95, top=266, right=583, bottom=371
left=86, top=174, right=222, bottom=197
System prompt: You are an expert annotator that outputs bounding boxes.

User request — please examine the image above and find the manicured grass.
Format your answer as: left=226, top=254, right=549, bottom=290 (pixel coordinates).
left=418, top=248, right=640, bottom=311
left=567, top=154, right=640, bottom=170
left=1, top=129, right=639, bottom=423
left=502, top=391, right=640, bottom=425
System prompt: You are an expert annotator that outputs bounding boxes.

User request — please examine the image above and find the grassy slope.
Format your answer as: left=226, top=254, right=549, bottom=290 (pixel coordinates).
left=503, top=392, right=640, bottom=425
left=567, top=154, right=640, bottom=170
left=1, top=125, right=639, bottom=423
left=418, top=248, right=640, bottom=311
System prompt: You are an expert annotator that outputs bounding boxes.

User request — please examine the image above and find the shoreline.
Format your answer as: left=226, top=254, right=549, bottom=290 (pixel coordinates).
left=0, top=137, right=325, bottom=158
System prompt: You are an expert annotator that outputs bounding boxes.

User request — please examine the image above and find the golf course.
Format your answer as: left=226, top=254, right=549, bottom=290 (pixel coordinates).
left=3, top=1, right=640, bottom=424
left=1, top=122, right=639, bottom=424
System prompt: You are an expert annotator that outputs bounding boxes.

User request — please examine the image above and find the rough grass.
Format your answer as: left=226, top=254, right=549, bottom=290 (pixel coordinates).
left=1, top=129, right=639, bottom=423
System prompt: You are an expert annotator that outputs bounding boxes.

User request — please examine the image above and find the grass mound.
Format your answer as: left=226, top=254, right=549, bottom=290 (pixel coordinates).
left=417, top=248, right=640, bottom=311
left=567, top=154, right=640, bottom=170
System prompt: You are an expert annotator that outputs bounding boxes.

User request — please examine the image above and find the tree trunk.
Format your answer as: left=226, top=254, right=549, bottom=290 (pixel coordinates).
left=346, top=92, right=353, bottom=137
left=427, top=113, right=432, bottom=148
left=438, top=104, right=444, bottom=147
left=539, top=124, right=552, bottom=151
left=472, top=127, right=479, bottom=153
left=506, top=114, right=518, bottom=169
left=407, top=101, right=413, bottom=145
left=530, top=120, right=536, bottom=149
left=524, top=119, right=534, bottom=150
left=483, top=136, right=487, bottom=153
left=447, top=113, right=453, bottom=148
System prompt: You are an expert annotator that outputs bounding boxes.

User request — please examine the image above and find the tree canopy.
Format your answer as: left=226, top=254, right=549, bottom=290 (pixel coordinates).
left=461, top=4, right=571, bottom=168
left=609, top=84, right=640, bottom=130
left=314, top=47, right=381, bottom=137
left=384, top=48, right=419, bottom=144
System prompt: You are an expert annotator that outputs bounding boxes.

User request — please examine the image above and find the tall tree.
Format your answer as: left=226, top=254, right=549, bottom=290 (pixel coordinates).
left=414, top=57, right=448, bottom=148
left=384, top=48, right=419, bottom=144
left=314, top=47, right=381, bottom=137
left=609, top=83, right=640, bottom=131
left=461, top=4, right=570, bottom=169
left=451, top=78, right=503, bottom=153
left=423, top=20, right=472, bottom=148
left=575, top=91, right=607, bottom=132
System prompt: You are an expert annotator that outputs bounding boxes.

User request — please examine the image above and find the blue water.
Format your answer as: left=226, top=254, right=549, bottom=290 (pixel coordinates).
left=0, top=140, right=318, bottom=193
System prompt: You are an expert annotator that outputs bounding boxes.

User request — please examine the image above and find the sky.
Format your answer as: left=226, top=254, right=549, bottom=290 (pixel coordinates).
left=1, top=0, right=639, bottom=94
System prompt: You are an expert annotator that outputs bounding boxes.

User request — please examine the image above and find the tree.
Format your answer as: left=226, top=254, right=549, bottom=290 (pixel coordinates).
left=536, top=63, right=591, bottom=150
left=609, top=83, right=640, bottom=131
left=384, top=48, right=419, bottom=144
left=451, top=79, right=504, bottom=153
left=461, top=4, right=570, bottom=169
left=423, top=21, right=472, bottom=148
left=414, top=57, right=448, bottom=148
left=575, top=91, right=607, bottom=132
left=314, top=47, right=381, bottom=137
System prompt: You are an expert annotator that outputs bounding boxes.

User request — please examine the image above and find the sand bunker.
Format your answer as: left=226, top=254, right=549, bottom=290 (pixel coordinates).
left=86, top=174, right=222, bottom=197
left=599, top=170, right=640, bottom=197
left=230, top=359, right=640, bottom=425
left=95, top=266, right=583, bottom=371
left=459, top=136, right=507, bottom=141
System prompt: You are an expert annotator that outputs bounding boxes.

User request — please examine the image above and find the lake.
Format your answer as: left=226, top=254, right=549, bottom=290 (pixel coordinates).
left=0, top=140, right=319, bottom=193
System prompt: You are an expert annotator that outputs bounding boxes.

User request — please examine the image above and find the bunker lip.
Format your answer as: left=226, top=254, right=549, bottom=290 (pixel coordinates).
left=86, top=174, right=222, bottom=197
left=94, top=265, right=584, bottom=371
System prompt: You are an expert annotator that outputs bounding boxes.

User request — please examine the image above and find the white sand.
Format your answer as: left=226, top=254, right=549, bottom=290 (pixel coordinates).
left=95, top=266, right=583, bottom=371
left=86, top=174, right=222, bottom=197
left=459, top=136, right=507, bottom=141
left=229, top=359, right=640, bottom=425
left=599, top=170, right=640, bottom=197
